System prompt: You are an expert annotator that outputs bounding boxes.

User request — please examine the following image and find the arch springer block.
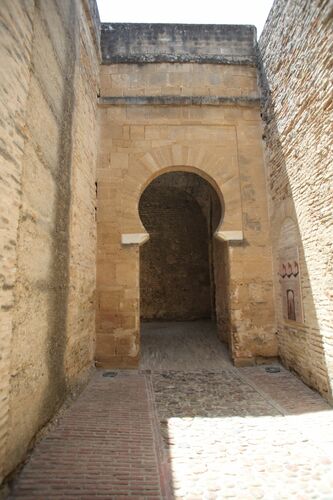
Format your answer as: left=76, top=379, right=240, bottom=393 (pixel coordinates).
left=121, top=233, right=149, bottom=246
left=215, top=230, right=244, bottom=241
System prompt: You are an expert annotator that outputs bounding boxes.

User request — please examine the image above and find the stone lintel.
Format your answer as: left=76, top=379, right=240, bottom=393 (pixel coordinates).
left=121, top=233, right=149, bottom=246
left=215, top=230, right=244, bottom=241
left=99, top=96, right=260, bottom=107
left=122, top=230, right=244, bottom=244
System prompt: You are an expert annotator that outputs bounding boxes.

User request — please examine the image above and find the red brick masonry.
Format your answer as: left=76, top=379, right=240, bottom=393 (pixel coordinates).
left=9, top=364, right=333, bottom=499
left=10, top=371, right=169, bottom=499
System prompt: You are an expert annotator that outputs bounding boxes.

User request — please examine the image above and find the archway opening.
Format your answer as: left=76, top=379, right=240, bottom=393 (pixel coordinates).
left=138, top=171, right=231, bottom=369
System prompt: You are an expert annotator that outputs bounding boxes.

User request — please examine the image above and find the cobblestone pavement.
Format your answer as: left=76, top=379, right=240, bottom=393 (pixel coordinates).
left=152, top=369, right=333, bottom=500
left=143, top=321, right=333, bottom=500
left=9, top=321, right=333, bottom=499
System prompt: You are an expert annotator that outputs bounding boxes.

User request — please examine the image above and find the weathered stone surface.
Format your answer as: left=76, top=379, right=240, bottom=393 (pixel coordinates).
left=101, top=23, right=257, bottom=64
left=259, top=0, right=333, bottom=402
left=96, top=23, right=277, bottom=368
left=0, top=0, right=100, bottom=481
left=99, top=95, right=261, bottom=105
left=96, top=106, right=277, bottom=366
left=0, top=0, right=36, bottom=484
left=99, top=62, right=259, bottom=99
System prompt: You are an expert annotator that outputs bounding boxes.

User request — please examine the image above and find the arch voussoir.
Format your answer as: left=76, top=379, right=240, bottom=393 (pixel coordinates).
left=121, top=145, right=244, bottom=244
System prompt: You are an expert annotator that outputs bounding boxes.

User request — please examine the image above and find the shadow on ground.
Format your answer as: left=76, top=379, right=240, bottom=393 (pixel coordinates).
left=142, top=321, right=333, bottom=499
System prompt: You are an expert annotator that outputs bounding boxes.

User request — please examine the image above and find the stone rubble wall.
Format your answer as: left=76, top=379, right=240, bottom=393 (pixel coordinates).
left=0, top=0, right=100, bottom=481
left=139, top=173, right=214, bottom=321
left=259, top=0, right=333, bottom=401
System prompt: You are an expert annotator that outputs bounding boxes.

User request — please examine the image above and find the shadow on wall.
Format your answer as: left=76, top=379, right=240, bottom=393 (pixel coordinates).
left=7, top=0, right=79, bottom=475
left=259, top=50, right=333, bottom=403
left=40, top=0, right=77, bottom=416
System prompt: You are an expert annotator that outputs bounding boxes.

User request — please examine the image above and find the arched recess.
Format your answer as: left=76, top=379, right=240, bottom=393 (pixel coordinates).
left=119, top=146, right=244, bottom=246
left=95, top=147, right=244, bottom=368
left=137, top=170, right=231, bottom=352
left=139, top=171, right=222, bottom=320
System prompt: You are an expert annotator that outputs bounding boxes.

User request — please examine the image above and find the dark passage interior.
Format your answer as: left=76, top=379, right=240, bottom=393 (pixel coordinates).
left=139, top=172, right=222, bottom=322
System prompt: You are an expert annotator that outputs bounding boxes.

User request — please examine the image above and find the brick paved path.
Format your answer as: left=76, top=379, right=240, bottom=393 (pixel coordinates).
left=9, top=322, right=333, bottom=499
left=10, top=371, right=168, bottom=499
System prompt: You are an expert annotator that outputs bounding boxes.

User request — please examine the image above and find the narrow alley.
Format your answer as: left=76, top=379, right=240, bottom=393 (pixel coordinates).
left=9, top=322, right=333, bottom=499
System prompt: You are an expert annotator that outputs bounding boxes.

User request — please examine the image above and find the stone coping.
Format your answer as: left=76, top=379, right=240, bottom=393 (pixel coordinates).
left=101, top=23, right=257, bottom=64
left=98, top=95, right=261, bottom=106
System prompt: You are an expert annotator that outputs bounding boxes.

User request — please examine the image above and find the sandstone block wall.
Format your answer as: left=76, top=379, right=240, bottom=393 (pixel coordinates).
left=99, top=62, right=258, bottom=99
left=96, top=24, right=277, bottom=368
left=260, top=0, right=333, bottom=401
left=0, top=0, right=100, bottom=481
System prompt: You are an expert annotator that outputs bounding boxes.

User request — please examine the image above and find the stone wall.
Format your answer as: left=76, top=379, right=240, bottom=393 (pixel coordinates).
left=259, top=0, right=333, bottom=401
left=0, top=0, right=36, bottom=483
left=0, top=0, right=100, bottom=481
left=96, top=24, right=277, bottom=368
left=99, top=62, right=258, bottom=99
left=1, top=0, right=331, bottom=488
left=101, top=23, right=257, bottom=64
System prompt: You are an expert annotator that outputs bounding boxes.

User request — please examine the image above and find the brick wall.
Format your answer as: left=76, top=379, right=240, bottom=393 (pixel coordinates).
left=260, top=0, right=333, bottom=401
left=0, top=0, right=99, bottom=480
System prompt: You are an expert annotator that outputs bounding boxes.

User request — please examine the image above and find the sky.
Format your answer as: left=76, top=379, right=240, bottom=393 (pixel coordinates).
left=96, top=0, right=274, bottom=38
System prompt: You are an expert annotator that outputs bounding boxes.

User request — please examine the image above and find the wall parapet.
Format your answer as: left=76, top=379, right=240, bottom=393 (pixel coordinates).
left=101, top=23, right=257, bottom=65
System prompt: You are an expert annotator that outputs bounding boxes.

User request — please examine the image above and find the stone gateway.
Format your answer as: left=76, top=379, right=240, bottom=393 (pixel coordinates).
left=0, top=0, right=332, bottom=486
